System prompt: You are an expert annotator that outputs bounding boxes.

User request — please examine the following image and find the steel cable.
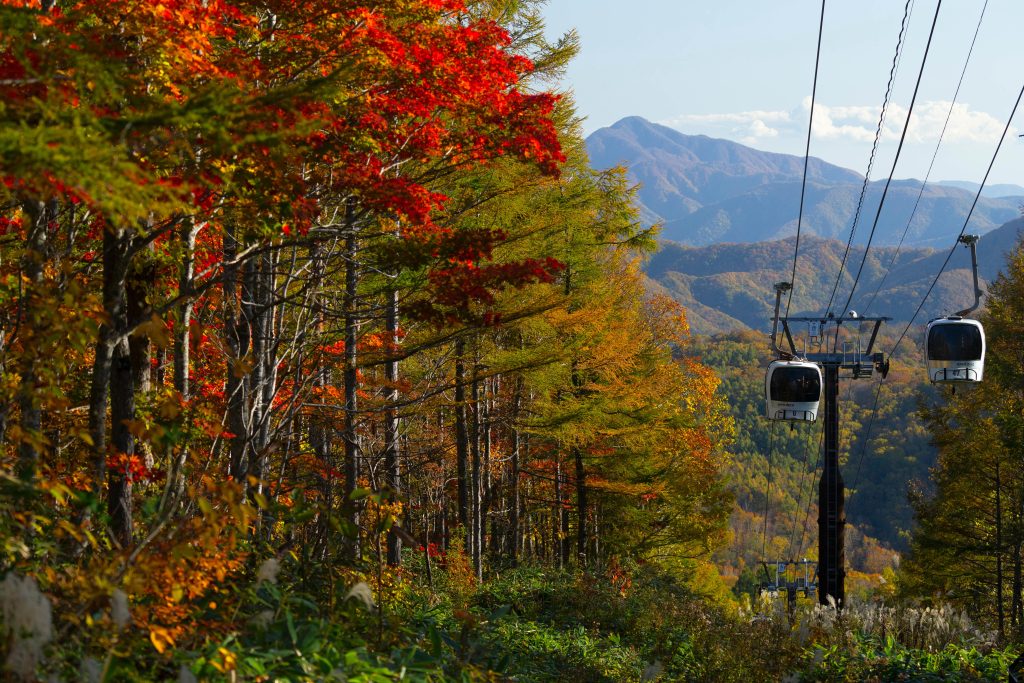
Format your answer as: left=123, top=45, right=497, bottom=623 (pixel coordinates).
left=859, top=0, right=990, bottom=316
left=890, top=78, right=1024, bottom=357
left=839, top=0, right=944, bottom=317
left=824, top=0, right=915, bottom=319
left=784, top=0, right=826, bottom=319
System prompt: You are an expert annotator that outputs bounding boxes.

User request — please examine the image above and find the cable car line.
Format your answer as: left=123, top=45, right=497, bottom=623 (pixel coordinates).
left=759, top=0, right=1009, bottom=607
left=889, top=78, right=1024, bottom=358
left=762, top=2, right=944, bottom=603
left=840, top=0, right=990, bottom=542
left=757, top=0, right=823, bottom=581
left=858, top=0, right=990, bottom=317
left=791, top=376, right=850, bottom=562
left=783, top=0, right=826, bottom=320
left=824, top=0, right=914, bottom=321
left=786, top=421, right=823, bottom=560
left=760, top=420, right=780, bottom=561
left=845, top=376, right=885, bottom=511
left=838, top=0, right=944, bottom=319
left=766, top=309, right=889, bottom=605
left=812, top=73, right=1023, bottom=592
left=793, top=426, right=824, bottom=564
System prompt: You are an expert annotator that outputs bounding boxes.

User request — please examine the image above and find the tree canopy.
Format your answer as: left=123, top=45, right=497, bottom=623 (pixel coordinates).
left=0, top=1, right=733, bottom=678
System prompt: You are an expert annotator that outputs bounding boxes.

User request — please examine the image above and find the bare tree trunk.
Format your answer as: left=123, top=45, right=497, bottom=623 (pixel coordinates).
left=510, top=414, right=521, bottom=567
left=470, top=362, right=482, bottom=581
left=258, top=257, right=277, bottom=460
left=455, top=338, right=470, bottom=556
left=441, top=490, right=449, bottom=552
left=554, top=455, right=565, bottom=569
left=173, top=221, right=198, bottom=399
left=484, top=376, right=500, bottom=563
left=89, top=336, right=113, bottom=496
left=168, top=220, right=199, bottom=502
left=242, top=256, right=262, bottom=474
left=245, top=251, right=275, bottom=494
left=306, top=242, right=332, bottom=553
left=224, top=224, right=249, bottom=484
left=95, top=224, right=134, bottom=546
left=127, top=241, right=154, bottom=472
left=1012, top=538, right=1022, bottom=632
left=560, top=466, right=570, bottom=568
left=127, top=247, right=153, bottom=395
left=109, top=333, right=134, bottom=546
left=524, top=511, right=533, bottom=561
left=342, top=200, right=361, bottom=561
left=996, top=458, right=1005, bottom=640
left=384, top=282, right=402, bottom=565
left=15, top=200, right=51, bottom=482
left=574, top=443, right=587, bottom=568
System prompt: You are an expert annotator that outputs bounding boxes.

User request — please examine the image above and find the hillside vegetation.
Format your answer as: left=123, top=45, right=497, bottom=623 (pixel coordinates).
left=587, top=117, right=1022, bottom=248
left=2, top=1, right=1024, bottom=680
left=646, top=216, right=1024, bottom=335
left=0, top=1, right=736, bottom=679
left=689, top=331, right=936, bottom=589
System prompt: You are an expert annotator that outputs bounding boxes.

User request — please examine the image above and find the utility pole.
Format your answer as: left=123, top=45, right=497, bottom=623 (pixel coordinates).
left=772, top=310, right=889, bottom=606
left=819, top=359, right=843, bottom=606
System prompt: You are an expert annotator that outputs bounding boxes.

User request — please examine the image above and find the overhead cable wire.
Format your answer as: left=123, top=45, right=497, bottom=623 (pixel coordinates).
left=786, top=422, right=822, bottom=559
left=890, top=78, right=1024, bottom=357
left=841, top=1, right=991, bottom=547
left=859, top=0, right=990, bottom=316
left=824, top=0, right=915, bottom=319
left=794, top=422, right=825, bottom=561
left=760, top=420, right=779, bottom=561
left=845, top=376, right=885, bottom=510
left=784, top=0, right=826, bottom=319
left=838, top=0, right=944, bottom=318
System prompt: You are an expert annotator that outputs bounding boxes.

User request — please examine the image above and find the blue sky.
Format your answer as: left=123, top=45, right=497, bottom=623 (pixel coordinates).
left=541, top=0, right=1024, bottom=186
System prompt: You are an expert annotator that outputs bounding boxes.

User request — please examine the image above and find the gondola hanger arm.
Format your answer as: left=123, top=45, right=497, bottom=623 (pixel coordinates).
left=955, top=234, right=982, bottom=317
left=770, top=282, right=793, bottom=357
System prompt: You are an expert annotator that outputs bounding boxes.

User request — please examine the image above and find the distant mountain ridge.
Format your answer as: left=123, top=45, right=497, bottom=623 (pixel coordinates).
left=935, top=180, right=1024, bottom=198
left=587, top=117, right=1023, bottom=248
left=645, top=217, right=1024, bottom=335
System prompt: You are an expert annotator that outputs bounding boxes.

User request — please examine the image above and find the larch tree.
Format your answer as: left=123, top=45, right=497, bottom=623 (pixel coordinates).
left=901, top=237, right=1024, bottom=639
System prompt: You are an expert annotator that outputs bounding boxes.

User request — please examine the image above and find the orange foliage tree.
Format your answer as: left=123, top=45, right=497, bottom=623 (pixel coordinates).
left=0, top=0, right=733, bottom=676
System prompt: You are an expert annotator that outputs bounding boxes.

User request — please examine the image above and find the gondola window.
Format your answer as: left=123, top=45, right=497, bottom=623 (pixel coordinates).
left=928, top=325, right=983, bottom=361
left=770, top=366, right=821, bottom=403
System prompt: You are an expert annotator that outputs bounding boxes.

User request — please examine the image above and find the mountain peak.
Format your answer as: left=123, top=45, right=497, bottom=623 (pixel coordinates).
left=610, top=115, right=652, bottom=129
left=585, top=117, right=1020, bottom=248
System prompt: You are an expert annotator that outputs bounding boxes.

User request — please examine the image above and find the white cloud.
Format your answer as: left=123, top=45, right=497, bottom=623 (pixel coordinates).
left=802, top=97, right=888, bottom=143
left=664, top=99, right=1015, bottom=150
left=748, top=119, right=780, bottom=137
left=659, top=109, right=790, bottom=144
left=801, top=98, right=1013, bottom=145
left=662, top=109, right=792, bottom=126
left=906, top=101, right=1009, bottom=142
left=740, top=119, right=780, bottom=144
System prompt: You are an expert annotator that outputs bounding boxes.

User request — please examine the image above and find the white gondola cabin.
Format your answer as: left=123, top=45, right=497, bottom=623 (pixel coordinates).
left=925, top=316, right=985, bottom=384
left=765, top=360, right=822, bottom=422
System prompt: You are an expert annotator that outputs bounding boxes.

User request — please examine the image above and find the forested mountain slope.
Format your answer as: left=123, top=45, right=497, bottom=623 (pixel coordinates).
left=646, top=216, right=1023, bottom=335
left=588, top=116, right=1022, bottom=247
left=688, top=331, right=937, bottom=586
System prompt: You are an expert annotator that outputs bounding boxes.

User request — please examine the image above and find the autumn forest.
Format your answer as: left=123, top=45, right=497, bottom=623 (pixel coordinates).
left=2, top=0, right=1024, bottom=681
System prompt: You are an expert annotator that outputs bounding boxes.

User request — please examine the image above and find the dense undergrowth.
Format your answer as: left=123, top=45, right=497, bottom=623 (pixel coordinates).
left=19, top=553, right=1018, bottom=682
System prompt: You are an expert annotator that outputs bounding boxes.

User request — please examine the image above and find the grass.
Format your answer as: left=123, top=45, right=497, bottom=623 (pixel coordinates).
left=29, top=556, right=1022, bottom=681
